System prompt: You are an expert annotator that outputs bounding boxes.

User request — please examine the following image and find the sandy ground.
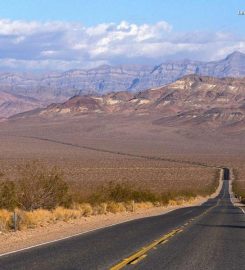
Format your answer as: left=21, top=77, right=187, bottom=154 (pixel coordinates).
left=0, top=173, right=224, bottom=255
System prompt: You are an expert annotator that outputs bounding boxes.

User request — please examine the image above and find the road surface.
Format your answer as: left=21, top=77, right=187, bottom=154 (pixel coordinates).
left=0, top=168, right=244, bottom=270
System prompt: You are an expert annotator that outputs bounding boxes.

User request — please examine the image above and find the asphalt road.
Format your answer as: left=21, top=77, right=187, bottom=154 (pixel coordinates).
left=0, top=168, right=244, bottom=270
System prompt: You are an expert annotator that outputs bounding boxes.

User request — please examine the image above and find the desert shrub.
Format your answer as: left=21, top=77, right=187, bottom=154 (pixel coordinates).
left=232, top=169, right=244, bottom=199
left=233, top=179, right=245, bottom=201
left=107, top=183, right=133, bottom=202
left=88, top=182, right=159, bottom=204
left=16, top=162, right=72, bottom=211
left=86, top=181, right=204, bottom=207
left=0, top=180, right=17, bottom=210
left=131, top=190, right=158, bottom=202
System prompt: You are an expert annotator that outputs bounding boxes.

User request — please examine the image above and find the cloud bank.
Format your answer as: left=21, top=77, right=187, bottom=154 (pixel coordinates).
left=0, top=18, right=244, bottom=71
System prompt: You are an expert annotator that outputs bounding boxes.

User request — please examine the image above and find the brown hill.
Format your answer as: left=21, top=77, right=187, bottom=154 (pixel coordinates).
left=0, top=91, right=45, bottom=118
left=11, top=75, right=245, bottom=130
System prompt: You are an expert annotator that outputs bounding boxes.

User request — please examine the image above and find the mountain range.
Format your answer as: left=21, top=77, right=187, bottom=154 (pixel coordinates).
left=1, top=51, right=245, bottom=118
left=13, top=75, right=245, bottom=131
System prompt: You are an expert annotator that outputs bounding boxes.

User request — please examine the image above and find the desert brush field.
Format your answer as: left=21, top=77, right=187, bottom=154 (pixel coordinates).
left=0, top=113, right=244, bottom=231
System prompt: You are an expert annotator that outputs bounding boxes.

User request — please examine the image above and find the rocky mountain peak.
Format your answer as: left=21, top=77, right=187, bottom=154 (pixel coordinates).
left=225, top=51, right=245, bottom=61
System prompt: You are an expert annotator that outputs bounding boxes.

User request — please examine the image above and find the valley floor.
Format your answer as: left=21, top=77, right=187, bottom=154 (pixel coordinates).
left=0, top=114, right=244, bottom=257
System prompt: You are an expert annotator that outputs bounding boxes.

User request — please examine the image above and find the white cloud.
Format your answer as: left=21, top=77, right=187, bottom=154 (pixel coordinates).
left=0, top=18, right=243, bottom=71
left=214, top=42, right=245, bottom=59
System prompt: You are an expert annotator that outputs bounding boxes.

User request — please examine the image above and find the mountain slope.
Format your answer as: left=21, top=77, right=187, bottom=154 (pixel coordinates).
left=0, top=91, right=44, bottom=118
left=15, top=75, right=245, bottom=130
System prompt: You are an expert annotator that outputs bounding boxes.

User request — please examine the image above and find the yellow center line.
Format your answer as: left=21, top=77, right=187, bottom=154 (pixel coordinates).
left=130, top=254, right=147, bottom=265
left=110, top=229, right=180, bottom=270
left=160, top=239, right=169, bottom=244
left=110, top=199, right=221, bottom=270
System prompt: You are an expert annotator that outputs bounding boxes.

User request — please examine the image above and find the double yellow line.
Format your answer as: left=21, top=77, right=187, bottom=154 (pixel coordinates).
left=110, top=228, right=182, bottom=270
left=110, top=198, right=221, bottom=270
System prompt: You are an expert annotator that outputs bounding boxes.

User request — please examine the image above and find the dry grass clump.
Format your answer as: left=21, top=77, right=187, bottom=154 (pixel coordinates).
left=0, top=203, right=126, bottom=231
left=91, top=203, right=107, bottom=215
left=233, top=168, right=245, bottom=203
left=0, top=209, right=12, bottom=231
left=79, top=203, right=93, bottom=216
left=0, top=206, right=92, bottom=231
left=106, top=202, right=126, bottom=214
left=12, top=209, right=53, bottom=230
left=52, top=207, right=82, bottom=221
left=135, top=202, right=154, bottom=210
left=71, top=203, right=93, bottom=217
left=24, top=209, right=53, bottom=226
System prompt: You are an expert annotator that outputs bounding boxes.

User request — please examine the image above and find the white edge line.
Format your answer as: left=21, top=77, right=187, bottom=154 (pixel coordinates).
left=239, top=207, right=245, bottom=214
left=0, top=208, right=178, bottom=258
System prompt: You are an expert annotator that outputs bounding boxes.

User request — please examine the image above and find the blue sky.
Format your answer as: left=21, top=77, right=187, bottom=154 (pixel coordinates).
left=0, top=0, right=243, bottom=32
left=0, top=0, right=244, bottom=71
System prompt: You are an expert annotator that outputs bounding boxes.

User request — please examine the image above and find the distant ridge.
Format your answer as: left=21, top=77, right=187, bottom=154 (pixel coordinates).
left=11, top=75, right=245, bottom=131
left=1, top=51, right=245, bottom=117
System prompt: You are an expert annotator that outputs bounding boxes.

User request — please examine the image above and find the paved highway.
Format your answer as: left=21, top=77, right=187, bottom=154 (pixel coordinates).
left=0, top=168, right=244, bottom=270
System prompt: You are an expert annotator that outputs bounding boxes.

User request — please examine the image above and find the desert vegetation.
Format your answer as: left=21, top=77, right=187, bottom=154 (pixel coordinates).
left=232, top=168, right=245, bottom=203
left=0, top=161, right=220, bottom=232
left=0, top=114, right=243, bottom=234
